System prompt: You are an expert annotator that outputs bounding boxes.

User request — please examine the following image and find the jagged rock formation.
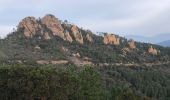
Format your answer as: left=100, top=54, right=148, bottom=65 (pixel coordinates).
left=44, top=32, right=51, bottom=40
left=72, top=53, right=81, bottom=58
left=41, top=15, right=65, bottom=39
left=128, top=40, right=136, bottom=49
left=18, top=17, right=40, bottom=38
left=34, top=45, right=41, bottom=50
left=7, top=14, right=168, bottom=66
left=86, top=33, right=93, bottom=42
left=148, top=46, right=158, bottom=55
left=51, top=60, right=68, bottom=64
left=64, top=31, right=73, bottom=42
left=17, top=14, right=87, bottom=44
left=103, top=34, right=120, bottom=45
left=71, top=25, right=84, bottom=44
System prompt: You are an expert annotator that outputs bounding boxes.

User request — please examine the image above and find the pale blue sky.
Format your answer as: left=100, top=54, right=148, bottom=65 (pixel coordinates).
left=0, top=0, right=170, bottom=38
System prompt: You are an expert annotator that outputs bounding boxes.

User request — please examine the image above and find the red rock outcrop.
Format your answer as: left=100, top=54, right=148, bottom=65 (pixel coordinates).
left=18, top=15, right=87, bottom=44
left=72, top=52, right=81, bottom=58
left=34, top=45, right=41, bottom=50
left=41, top=14, right=65, bottom=39
left=44, top=32, right=51, bottom=40
left=103, top=34, right=120, bottom=45
left=18, top=17, right=40, bottom=38
left=71, top=25, right=84, bottom=44
left=65, top=31, right=73, bottom=42
left=148, top=46, right=157, bottom=55
left=86, top=33, right=93, bottom=42
left=128, top=40, right=136, bottom=49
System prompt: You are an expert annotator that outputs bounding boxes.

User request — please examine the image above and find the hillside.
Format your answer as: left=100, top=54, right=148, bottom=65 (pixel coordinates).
left=0, top=14, right=170, bottom=100
left=0, top=14, right=170, bottom=66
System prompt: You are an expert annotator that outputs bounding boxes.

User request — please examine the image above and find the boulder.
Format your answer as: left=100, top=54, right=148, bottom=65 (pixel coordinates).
left=148, top=46, right=158, bottom=55
left=44, top=32, right=51, bottom=40
left=65, top=31, right=73, bottom=42
left=34, top=45, right=41, bottom=50
left=128, top=40, right=136, bottom=49
left=103, top=34, right=120, bottom=45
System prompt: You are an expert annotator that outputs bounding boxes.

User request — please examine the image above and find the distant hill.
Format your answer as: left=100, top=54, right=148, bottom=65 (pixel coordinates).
left=158, top=40, right=170, bottom=47
left=126, top=34, right=170, bottom=44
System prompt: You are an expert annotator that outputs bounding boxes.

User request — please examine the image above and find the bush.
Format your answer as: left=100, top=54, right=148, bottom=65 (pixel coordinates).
left=0, top=64, right=105, bottom=100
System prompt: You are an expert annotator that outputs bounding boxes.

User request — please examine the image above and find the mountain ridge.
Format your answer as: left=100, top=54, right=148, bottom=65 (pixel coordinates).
left=1, top=14, right=170, bottom=65
left=158, top=40, right=170, bottom=47
left=125, top=33, right=170, bottom=44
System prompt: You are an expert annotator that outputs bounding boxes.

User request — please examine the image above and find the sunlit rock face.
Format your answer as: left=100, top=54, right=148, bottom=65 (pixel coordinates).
left=103, top=34, right=120, bottom=45
left=41, top=14, right=65, bottom=39
left=148, top=46, right=158, bottom=55
left=86, top=30, right=94, bottom=42
left=18, top=17, right=40, bottom=38
left=17, top=14, right=91, bottom=44
left=64, top=31, right=73, bottom=42
left=128, top=40, right=136, bottom=49
left=71, top=25, right=84, bottom=44
left=44, top=32, right=51, bottom=40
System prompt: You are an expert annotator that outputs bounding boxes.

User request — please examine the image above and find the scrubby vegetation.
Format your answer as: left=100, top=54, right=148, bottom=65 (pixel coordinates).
left=0, top=64, right=170, bottom=100
left=0, top=64, right=105, bottom=100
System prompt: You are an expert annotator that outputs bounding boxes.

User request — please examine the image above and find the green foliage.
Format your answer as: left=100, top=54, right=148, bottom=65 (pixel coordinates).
left=97, top=64, right=170, bottom=100
left=0, top=64, right=105, bottom=100
left=78, top=66, right=104, bottom=100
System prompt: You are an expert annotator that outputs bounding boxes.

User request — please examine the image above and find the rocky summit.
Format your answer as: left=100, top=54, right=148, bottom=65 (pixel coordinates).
left=17, top=14, right=88, bottom=44
left=18, top=17, right=40, bottom=38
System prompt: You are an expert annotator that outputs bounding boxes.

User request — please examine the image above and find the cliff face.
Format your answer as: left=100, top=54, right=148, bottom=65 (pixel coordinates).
left=18, top=17, right=40, bottom=38
left=86, top=34, right=93, bottom=42
left=14, top=14, right=164, bottom=65
left=17, top=14, right=85, bottom=44
left=128, top=40, right=136, bottom=49
left=41, top=15, right=65, bottom=39
left=44, top=32, right=51, bottom=40
left=103, top=34, right=120, bottom=45
left=65, top=31, right=73, bottom=42
left=71, top=25, right=84, bottom=44
left=148, top=46, right=158, bottom=55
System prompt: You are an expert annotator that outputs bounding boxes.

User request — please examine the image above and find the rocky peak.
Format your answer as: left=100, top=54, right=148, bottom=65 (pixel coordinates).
left=18, top=17, right=40, bottom=38
left=103, top=34, right=120, bottom=45
left=71, top=25, right=84, bottom=44
left=128, top=40, right=136, bottom=49
left=148, top=46, right=158, bottom=55
left=41, top=14, right=65, bottom=39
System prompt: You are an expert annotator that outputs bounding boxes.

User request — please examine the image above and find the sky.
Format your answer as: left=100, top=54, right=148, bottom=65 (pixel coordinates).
left=0, top=0, right=170, bottom=38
